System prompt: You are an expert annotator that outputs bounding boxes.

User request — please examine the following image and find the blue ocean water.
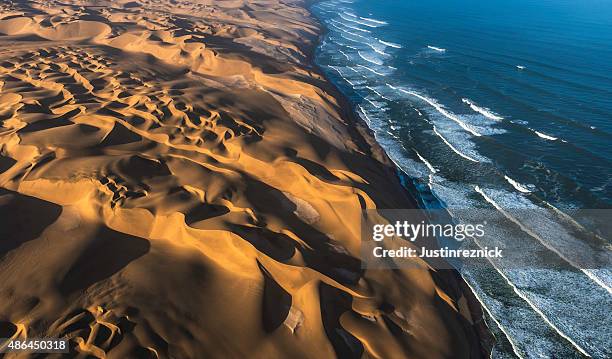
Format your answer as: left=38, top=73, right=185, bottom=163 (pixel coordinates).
left=310, top=0, right=612, bottom=357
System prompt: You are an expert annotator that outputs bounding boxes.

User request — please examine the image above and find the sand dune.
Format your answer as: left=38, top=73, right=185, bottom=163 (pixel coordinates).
left=0, top=0, right=488, bottom=358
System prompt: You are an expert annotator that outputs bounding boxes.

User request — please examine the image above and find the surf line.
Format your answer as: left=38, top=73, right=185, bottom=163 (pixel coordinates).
left=462, top=98, right=503, bottom=121
left=475, top=186, right=594, bottom=358
left=504, top=175, right=531, bottom=193
left=432, top=126, right=479, bottom=162
left=356, top=104, right=373, bottom=125
left=414, top=150, right=436, bottom=173
left=477, top=186, right=611, bottom=295
left=462, top=275, right=525, bottom=359
left=539, top=201, right=612, bottom=294
left=388, top=85, right=481, bottom=136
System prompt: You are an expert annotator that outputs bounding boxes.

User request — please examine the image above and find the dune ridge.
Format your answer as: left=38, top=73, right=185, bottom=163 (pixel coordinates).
left=0, top=0, right=489, bottom=358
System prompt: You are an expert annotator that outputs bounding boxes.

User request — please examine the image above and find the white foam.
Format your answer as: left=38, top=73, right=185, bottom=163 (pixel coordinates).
left=329, top=22, right=345, bottom=32
left=358, top=51, right=383, bottom=66
left=368, top=43, right=390, bottom=56
left=365, top=86, right=382, bottom=97
left=378, top=39, right=402, bottom=48
left=427, top=45, right=446, bottom=52
left=433, top=126, right=479, bottom=162
left=462, top=98, right=504, bottom=121
left=415, top=150, right=436, bottom=173
left=533, top=130, right=558, bottom=141
left=504, top=175, right=532, bottom=193
left=338, top=13, right=381, bottom=28
left=474, top=186, right=598, bottom=357
left=356, top=64, right=386, bottom=76
left=359, top=16, right=388, bottom=25
left=345, top=23, right=371, bottom=33
left=339, top=32, right=363, bottom=44
left=392, top=87, right=482, bottom=136
left=477, top=185, right=612, bottom=295
left=335, top=25, right=368, bottom=40
left=327, top=65, right=356, bottom=86
left=356, top=104, right=373, bottom=125
left=338, top=49, right=350, bottom=60
left=517, top=65, right=526, bottom=70
left=364, top=97, right=382, bottom=109
left=386, top=130, right=399, bottom=138
left=461, top=275, right=526, bottom=359
left=331, top=19, right=370, bottom=33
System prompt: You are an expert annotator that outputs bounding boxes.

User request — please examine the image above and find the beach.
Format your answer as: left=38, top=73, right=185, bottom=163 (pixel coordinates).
left=0, top=0, right=488, bottom=357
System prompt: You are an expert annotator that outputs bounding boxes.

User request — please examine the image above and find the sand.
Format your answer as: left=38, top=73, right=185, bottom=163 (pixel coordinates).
left=0, top=0, right=489, bottom=358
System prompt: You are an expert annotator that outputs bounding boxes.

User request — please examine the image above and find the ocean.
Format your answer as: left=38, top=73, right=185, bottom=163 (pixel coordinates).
left=310, top=0, right=612, bottom=357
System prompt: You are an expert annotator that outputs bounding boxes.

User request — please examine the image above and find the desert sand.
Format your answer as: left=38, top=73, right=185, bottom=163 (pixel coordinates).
left=0, top=0, right=488, bottom=358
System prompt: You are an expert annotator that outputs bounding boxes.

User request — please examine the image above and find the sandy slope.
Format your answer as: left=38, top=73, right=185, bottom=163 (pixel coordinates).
left=0, top=1, right=488, bottom=358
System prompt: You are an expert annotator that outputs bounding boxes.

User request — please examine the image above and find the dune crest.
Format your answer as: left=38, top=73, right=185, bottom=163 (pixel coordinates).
left=0, top=0, right=488, bottom=358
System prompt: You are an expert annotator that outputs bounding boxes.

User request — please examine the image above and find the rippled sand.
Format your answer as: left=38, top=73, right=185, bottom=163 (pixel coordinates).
left=0, top=1, right=487, bottom=357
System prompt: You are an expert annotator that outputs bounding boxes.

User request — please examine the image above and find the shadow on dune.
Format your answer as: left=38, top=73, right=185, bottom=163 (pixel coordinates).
left=59, top=226, right=150, bottom=294
left=229, top=224, right=297, bottom=262
left=0, top=188, right=62, bottom=257
left=320, top=283, right=364, bottom=359
left=242, top=177, right=363, bottom=286
left=0, top=155, right=16, bottom=174
left=258, top=261, right=292, bottom=333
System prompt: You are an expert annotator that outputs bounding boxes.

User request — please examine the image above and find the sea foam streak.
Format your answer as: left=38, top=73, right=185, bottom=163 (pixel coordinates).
left=392, top=86, right=482, bottom=136
left=378, top=39, right=402, bottom=48
left=378, top=39, right=402, bottom=49
left=368, top=43, right=389, bottom=56
left=364, top=97, right=382, bottom=109
left=338, top=49, right=350, bottom=60
left=366, top=86, right=390, bottom=100
left=356, top=104, right=373, bottom=125
left=415, top=150, right=436, bottom=173
left=358, top=51, right=383, bottom=65
left=338, top=13, right=381, bottom=28
left=533, top=130, right=558, bottom=141
left=330, top=19, right=370, bottom=33
left=461, top=279, right=525, bottom=359
left=327, top=65, right=356, bottom=86
left=427, top=45, right=446, bottom=52
left=356, top=64, right=386, bottom=76
left=331, top=24, right=368, bottom=40
left=339, top=33, right=362, bottom=44
left=504, top=175, right=532, bottom=193
left=462, top=98, right=504, bottom=121
left=432, top=126, right=479, bottom=162
left=474, top=186, right=598, bottom=357
left=359, top=16, right=387, bottom=25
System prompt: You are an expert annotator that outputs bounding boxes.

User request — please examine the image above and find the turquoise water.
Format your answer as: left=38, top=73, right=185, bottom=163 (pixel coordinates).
left=311, top=0, right=611, bottom=357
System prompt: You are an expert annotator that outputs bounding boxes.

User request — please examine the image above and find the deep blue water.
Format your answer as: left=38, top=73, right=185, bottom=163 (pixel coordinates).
left=311, top=0, right=612, bottom=357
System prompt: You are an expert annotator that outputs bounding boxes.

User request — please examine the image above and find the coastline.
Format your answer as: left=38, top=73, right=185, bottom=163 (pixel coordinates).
left=0, top=0, right=490, bottom=357
left=301, top=0, right=494, bottom=355
left=302, top=1, right=612, bottom=357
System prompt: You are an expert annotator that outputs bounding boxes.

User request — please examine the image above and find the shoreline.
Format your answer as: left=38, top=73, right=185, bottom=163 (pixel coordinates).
left=0, top=0, right=491, bottom=357
left=301, top=0, right=495, bottom=355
